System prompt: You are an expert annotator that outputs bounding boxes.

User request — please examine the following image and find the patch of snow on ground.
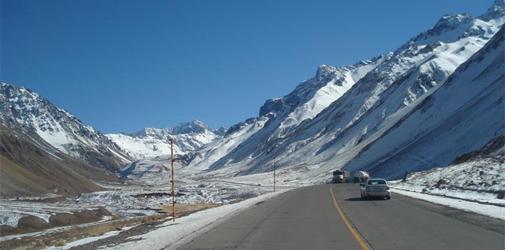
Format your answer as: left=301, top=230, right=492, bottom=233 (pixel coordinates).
left=46, top=227, right=130, bottom=250
left=100, top=189, right=291, bottom=250
left=391, top=189, right=504, bottom=220
left=0, top=172, right=286, bottom=229
left=0, top=200, right=82, bottom=227
left=392, top=157, right=505, bottom=205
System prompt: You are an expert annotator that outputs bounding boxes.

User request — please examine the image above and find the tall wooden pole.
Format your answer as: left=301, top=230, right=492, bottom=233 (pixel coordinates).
left=170, top=139, right=175, bottom=222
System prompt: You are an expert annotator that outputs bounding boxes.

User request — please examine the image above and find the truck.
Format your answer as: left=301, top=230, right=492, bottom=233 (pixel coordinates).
left=332, top=170, right=344, bottom=183
left=352, top=171, right=370, bottom=183
left=331, top=169, right=350, bottom=183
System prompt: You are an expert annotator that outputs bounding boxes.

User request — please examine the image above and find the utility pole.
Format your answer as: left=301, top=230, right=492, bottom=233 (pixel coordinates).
left=170, top=139, right=176, bottom=222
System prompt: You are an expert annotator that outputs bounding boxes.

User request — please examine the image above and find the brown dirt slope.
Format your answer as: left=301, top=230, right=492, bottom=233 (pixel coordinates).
left=0, top=123, right=118, bottom=198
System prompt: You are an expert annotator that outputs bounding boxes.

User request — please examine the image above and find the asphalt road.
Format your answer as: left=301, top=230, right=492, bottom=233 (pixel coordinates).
left=179, top=184, right=504, bottom=250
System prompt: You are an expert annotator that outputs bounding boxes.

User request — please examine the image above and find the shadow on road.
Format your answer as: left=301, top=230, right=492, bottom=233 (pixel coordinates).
left=345, top=197, right=389, bottom=202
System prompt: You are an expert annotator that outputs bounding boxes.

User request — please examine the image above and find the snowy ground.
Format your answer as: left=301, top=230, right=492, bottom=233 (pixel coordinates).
left=390, top=156, right=505, bottom=220
left=0, top=178, right=276, bottom=229
left=0, top=199, right=102, bottom=227
left=10, top=188, right=291, bottom=250
left=0, top=162, right=300, bottom=250
left=391, top=189, right=504, bottom=220
left=391, top=157, right=505, bottom=205
left=56, top=171, right=505, bottom=249
left=98, top=189, right=291, bottom=250
left=3, top=155, right=503, bottom=248
left=45, top=226, right=135, bottom=250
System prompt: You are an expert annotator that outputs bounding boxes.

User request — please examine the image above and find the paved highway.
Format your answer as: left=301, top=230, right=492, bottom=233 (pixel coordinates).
left=179, top=184, right=504, bottom=250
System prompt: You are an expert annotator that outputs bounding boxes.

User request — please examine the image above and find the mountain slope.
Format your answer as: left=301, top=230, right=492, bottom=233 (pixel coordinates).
left=189, top=56, right=388, bottom=170
left=0, top=122, right=117, bottom=198
left=267, top=3, right=505, bottom=179
left=344, top=25, right=505, bottom=177
left=0, top=83, right=132, bottom=171
left=189, top=1, right=505, bottom=181
left=106, top=120, right=222, bottom=160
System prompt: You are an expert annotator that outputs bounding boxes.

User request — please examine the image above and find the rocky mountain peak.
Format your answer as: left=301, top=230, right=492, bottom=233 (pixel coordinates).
left=315, top=64, right=338, bottom=81
left=170, top=120, right=209, bottom=134
left=0, top=82, right=132, bottom=170
left=480, top=0, right=505, bottom=21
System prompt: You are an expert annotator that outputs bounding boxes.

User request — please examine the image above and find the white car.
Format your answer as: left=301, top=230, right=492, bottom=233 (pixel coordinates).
left=360, top=178, right=391, bottom=200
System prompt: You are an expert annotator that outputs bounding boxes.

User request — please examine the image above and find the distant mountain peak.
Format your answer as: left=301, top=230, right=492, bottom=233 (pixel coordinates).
left=133, top=120, right=210, bottom=137
left=408, top=13, right=474, bottom=45
left=0, top=82, right=132, bottom=170
left=213, top=126, right=228, bottom=136
left=108, top=119, right=221, bottom=159
left=315, top=64, right=337, bottom=81
left=480, top=0, right=505, bottom=21
left=171, top=119, right=209, bottom=134
left=1, top=82, right=39, bottom=100
left=401, top=4, right=504, bottom=52
left=438, top=13, right=472, bottom=22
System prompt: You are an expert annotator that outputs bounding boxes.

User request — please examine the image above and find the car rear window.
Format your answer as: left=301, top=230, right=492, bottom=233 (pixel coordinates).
left=368, top=180, right=386, bottom=185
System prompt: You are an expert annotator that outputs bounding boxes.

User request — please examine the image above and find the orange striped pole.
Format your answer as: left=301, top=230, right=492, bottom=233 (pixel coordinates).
left=170, top=139, right=175, bottom=222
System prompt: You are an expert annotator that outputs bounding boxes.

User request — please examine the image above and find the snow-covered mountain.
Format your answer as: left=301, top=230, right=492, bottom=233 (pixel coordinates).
left=2, top=1, right=503, bottom=190
left=106, top=120, right=223, bottom=160
left=187, top=1, right=505, bottom=181
left=0, top=122, right=118, bottom=197
left=188, top=55, right=388, bottom=171
left=0, top=83, right=132, bottom=171
left=344, top=24, right=505, bottom=177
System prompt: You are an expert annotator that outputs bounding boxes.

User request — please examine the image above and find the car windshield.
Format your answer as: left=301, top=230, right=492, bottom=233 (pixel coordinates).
left=368, top=180, right=386, bottom=185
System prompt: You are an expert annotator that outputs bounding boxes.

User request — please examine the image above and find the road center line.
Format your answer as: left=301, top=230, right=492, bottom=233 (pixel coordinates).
left=329, top=187, right=371, bottom=250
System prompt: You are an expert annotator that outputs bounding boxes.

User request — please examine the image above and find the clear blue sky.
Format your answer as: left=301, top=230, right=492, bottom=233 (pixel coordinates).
left=1, top=0, right=492, bottom=133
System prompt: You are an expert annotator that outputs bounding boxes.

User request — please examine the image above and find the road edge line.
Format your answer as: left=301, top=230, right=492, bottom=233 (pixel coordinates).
left=329, top=187, right=371, bottom=250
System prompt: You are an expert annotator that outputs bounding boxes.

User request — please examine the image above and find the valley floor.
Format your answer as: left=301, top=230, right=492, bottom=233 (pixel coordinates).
left=0, top=172, right=294, bottom=250
left=1, top=157, right=503, bottom=249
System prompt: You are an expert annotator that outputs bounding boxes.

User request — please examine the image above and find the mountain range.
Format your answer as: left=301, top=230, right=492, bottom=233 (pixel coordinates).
left=185, top=1, right=505, bottom=181
left=0, top=83, right=132, bottom=171
left=106, top=120, right=224, bottom=160
left=1, top=0, right=504, bottom=196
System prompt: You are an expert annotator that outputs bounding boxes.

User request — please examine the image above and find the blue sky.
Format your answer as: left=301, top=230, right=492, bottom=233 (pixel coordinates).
left=1, top=0, right=492, bottom=133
